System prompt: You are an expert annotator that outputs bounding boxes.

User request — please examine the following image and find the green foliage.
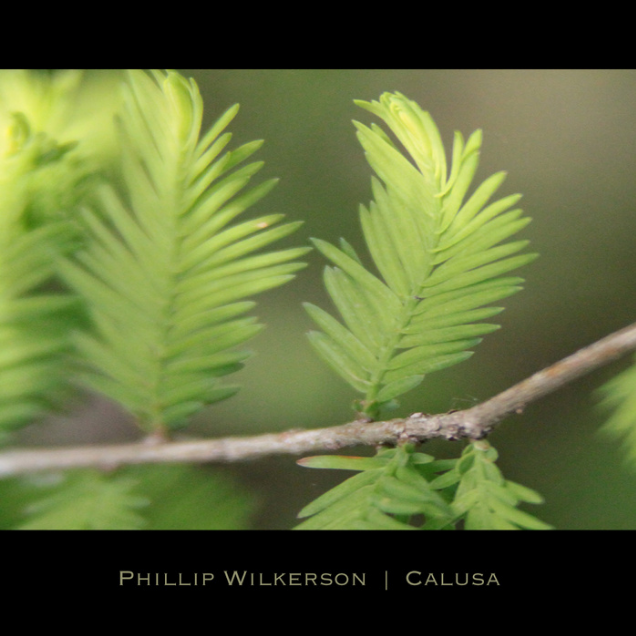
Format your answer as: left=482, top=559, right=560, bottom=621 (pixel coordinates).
left=59, top=70, right=308, bottom=433
left=295, top=444, right=456, bottom=529
left=0, top=69, right=304, bottom=528
left=599, top=356, right=636, bottom=466
left=0, top=70, right=307, bottom=440
left=13, top=470, right=147, bottom=529
left=295, top=441, right=550, bottom=530
left=295, top=93, right=546, bottom=529
left=2, top=71, right=627, bottom=531
left=0, top=71, right=122, bottom=438
left=0, top=465, right=254, bottom=529
left=305, top=92, right=536, bottom=420
left=448, top=441, right=551, bottom=529
left=0, top=107, right=91, bottom=435
left=122, top=464, right=255, bottom=529
left=0, top=70, right=121, bottom=167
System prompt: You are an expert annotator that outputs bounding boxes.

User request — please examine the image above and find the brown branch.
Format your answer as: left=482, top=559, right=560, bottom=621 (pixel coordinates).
left=1, top=321, right=636, bottom=477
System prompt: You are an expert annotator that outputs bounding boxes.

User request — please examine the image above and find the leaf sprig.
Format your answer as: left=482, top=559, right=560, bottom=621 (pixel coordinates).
left=3, top=465, right=254, bottom=530
left=15, top=470, right=147, bottom=530
left=295, top=444, right=456, bottom=529
left=297, top=92, right=546, bottom=530
left=60, top=70, right=309, bottom=433
left=0, top=112, right=90, bottom=435
left=305, top=92, right=537, bottom=419
left=296, top=441, right=550, bottom=530
left=448, top=441, right=551, bottom=529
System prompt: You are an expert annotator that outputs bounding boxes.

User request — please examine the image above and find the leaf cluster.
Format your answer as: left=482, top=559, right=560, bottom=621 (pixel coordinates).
left=0, top=70, right=307, bottom=439
left=59, top=71, right=308, bottom=433
left=444, top=441, right=551, bottom=529
left=305, top=92, right=536, bottom=420
left=0, top=73, right=566, bottom=531
left=296, top=93, right=551, bottom=530
left=15, top=470, right=147, bottom=529
left=296, top=441, right=550, bottom=530
left=295, top=444, right=456, bottom=529
left=0, top=465, right=254, bottom=529
left=0, top=99, right=99, bottom=435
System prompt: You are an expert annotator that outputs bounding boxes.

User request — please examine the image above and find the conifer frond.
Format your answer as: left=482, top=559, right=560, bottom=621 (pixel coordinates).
left=60, top=70, right=308, bottom=433
left=450, top=441, right=551, bottom=529
left=599, top=356, right=636, bottom=465
left=15, top=471, right=147, bottom=529
left=306, top=92, right=536, bottom=418
left=295, top=444, right=456, bottom=529
left=1, top=465, right=255, bottom=529
left=295, top=441, right=550, bottom=531
left=0, top=108, right=90, bottom=435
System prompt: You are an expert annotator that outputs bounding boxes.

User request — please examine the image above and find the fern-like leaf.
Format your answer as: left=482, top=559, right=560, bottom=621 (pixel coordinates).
left=59, top=70, right=308, bottom=433
left=0, top=111, right=92, bottom=435
left=306, top=92, right=536, bottom=419
left=450, top=441, right=551, bottom=529
left=15, top=471, right=147, bottom=530
left=295, top=444, right=456, bottom=529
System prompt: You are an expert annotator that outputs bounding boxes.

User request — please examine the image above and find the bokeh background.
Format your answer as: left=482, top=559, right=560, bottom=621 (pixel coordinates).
left=14, top=69, right=636, bottom=529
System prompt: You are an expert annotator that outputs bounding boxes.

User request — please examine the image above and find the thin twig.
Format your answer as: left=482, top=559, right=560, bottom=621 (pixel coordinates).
left=1, top=321, right=636, bottom=477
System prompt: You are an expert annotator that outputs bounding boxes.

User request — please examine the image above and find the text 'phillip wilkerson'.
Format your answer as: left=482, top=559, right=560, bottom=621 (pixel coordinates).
left=119, top=571, right=366, bottom=586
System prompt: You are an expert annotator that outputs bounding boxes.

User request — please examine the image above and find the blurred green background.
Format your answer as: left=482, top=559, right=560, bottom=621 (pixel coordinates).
left=13, top=69, right=636, bottom=528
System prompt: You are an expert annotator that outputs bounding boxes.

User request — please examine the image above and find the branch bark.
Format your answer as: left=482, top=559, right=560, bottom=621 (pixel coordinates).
left=1, top=321, right=636, bottom=477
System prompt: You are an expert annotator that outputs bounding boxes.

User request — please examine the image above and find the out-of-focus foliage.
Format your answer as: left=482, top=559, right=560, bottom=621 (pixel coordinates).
left=600, top=355, right=636, bottom=466
left=0, top=70, right=122, bottom=170
left=0, top=465, right=255, bottom=529
left=0, top=69, right=297, bottom=528
left=123, top=464, right=255, bottom=529
left=0, top=71, right=120, bottom=437
left=13, top=470, right=147, bottom=529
